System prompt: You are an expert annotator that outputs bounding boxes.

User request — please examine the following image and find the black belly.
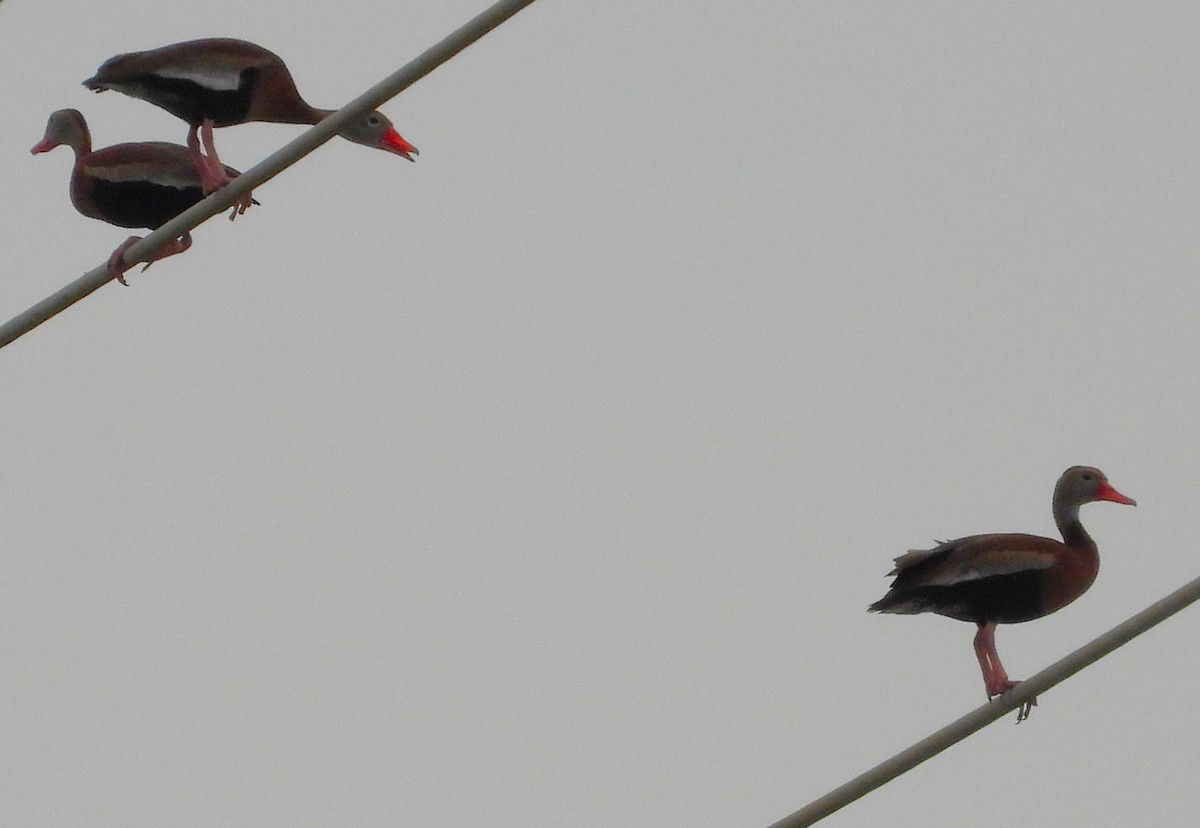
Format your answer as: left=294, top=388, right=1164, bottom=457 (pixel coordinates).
left=91, top=179, right=206, bottom=229
left=114, top=68, right=258, bottom=127
left=878, top=570, right=1046, bottom=625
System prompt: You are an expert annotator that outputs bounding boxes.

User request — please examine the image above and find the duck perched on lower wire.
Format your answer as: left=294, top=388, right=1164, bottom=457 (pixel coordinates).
left=870, top=466, right=1135, bottom=721
left=32, top=108, right=254, bottom=284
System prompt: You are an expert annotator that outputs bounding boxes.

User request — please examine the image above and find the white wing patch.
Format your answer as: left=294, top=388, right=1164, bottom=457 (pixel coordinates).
left=91, top=164, right=196, bottom=190
left=924, top=550, right=1054, bottom=586
left=155, top=64, right=243, bottom=92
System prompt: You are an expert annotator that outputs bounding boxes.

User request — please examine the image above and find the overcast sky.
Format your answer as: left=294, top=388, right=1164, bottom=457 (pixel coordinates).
left=3, top=2, right=1198, bottom=826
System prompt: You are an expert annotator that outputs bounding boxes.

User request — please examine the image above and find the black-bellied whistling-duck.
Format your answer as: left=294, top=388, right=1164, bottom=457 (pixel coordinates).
left=32, top=109, right=251, bottom=285
left=83, top=38, right=418, bottom=195
left=869, top=466, right=1135, bottom=721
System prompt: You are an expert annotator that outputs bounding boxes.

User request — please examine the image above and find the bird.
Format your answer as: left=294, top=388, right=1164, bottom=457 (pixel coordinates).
left=32, top=108, right=253, bottom=284
left=869, top=466, right=1135, bottom=721
left=83, top=38, right=418, bottom=195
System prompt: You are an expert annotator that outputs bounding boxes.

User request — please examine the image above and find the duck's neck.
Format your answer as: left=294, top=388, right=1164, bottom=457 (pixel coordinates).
left=1054, top=502, right=1096, bottom=551
left=308, top=107, right=338, bottom=125
left=272, top=98, right=326, bottom=126
left=68, top=119, right=92, bottom=160
left=247, top=68, right=323, bottom=125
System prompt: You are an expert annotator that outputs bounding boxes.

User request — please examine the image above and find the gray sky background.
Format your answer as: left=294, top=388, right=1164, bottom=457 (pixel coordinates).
left=3, top=2, right=1197, bottom=825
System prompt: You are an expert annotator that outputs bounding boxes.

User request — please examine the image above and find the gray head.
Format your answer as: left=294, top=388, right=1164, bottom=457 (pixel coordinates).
left=1054, top=466, right=1136, bottom=510
left=338, top=110, right=418, bottom=161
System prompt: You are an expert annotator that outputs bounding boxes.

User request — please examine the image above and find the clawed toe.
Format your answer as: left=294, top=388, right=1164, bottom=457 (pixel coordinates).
left=1015, top=696, right=1038, bottom=723
left=106, top=236, right=141, bottom=285
left=986, top=680, right=1037, bottom=723
left=227, top=194, right=259, bottom=220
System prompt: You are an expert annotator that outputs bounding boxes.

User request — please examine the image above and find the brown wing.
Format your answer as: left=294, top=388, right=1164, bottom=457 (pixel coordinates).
left=910, top=535, right=1056, bottom=586
left=871, top=533, right=1062, bottom=623
left=84, top=143, right=200, bottom=187
left=85, top=142, right=242, bottom=187
left=74, top=142, right=242, bottom=230
left=87, top=39, right=280, bottom=88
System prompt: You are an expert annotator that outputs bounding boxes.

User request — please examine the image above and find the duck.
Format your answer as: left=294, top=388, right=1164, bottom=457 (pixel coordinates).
left=869, top=465, right=1136, bottom=720
left=83, top=37, right=418, bottom=194
left=32, top=108, right=252, bottom=284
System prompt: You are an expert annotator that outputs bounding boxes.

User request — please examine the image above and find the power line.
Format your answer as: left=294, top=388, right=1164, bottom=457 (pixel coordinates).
left=1, top=0, right=538, bottom=350
left=766, top=571, right=1200, bottom=828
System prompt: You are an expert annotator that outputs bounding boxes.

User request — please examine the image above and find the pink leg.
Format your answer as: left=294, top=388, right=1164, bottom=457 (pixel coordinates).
left=106, top=233, right=194, bottom=284
left=198, top=120, right=256, bottom=218
left=107, top=236, right=142, bottom=285
left=973, top=622, right=1015, bottom=696
left=194, top=120, right=234, bottom=195
left=185, top=126, right=218, bottom=193
left=973, top=622, right=1036, bottom=721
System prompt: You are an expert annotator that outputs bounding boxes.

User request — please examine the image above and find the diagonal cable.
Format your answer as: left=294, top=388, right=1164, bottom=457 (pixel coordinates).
left=766, top=571, right=1200, bottom=828
left=1, top=0, right=538, bottom=349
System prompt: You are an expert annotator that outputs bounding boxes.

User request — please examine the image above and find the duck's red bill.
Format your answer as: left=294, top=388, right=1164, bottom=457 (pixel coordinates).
left=382, top=129, right=418, bottom=162
left=1098, top=483, right=1136, bottom=506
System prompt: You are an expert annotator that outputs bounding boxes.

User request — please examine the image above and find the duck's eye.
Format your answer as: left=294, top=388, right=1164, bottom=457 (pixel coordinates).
left=367, top=115, right=381, bottom=126
left=1081, top=473, right=1093, bottom=481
